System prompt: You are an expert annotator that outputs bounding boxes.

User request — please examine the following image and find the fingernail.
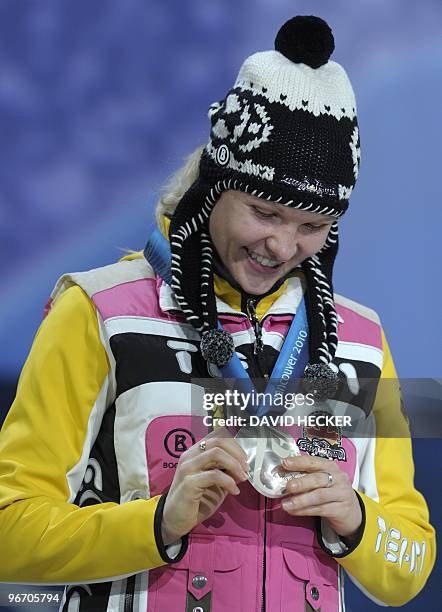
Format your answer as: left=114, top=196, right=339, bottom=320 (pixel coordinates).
left=233, top=485, right=241, bottom=495
left=241, top=470, right=249, bottom=481
left=282, top=499, right=294, bottom=511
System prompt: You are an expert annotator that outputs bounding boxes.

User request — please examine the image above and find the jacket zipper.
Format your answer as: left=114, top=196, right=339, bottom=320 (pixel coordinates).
left=244, top=297, right=271, bottom=387
left=246, top=298, right=264, bottom=354
left=261, top=497, right=267, bottom=612
left=123, top=575, right=136, bottom=612
left=242, top=296, right=268, bottom=610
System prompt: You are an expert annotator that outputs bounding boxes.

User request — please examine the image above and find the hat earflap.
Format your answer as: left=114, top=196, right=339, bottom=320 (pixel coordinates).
left=169, top=179, right=224, bottom=332
left=301, top=222, right=340, bottom=399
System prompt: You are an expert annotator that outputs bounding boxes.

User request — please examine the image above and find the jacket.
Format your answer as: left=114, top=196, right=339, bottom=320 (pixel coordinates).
left=0, top=253, right=435, bottom=611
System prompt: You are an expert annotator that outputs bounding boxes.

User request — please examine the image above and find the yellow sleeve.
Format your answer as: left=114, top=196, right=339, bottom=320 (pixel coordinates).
left=0, top=286, right=167, bottom=584
left=337, top=330, right=436, bottom=606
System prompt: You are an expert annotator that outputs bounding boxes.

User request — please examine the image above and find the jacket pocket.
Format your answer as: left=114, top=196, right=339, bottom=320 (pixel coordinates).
left=281, top=543, right=339, bottom=612
left=149, top=534, right=245, bottom=612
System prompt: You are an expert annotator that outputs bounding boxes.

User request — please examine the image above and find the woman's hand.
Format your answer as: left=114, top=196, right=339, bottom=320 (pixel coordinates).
left=161, top=427, right=249, bottom=545
left=280, top=455, right=362, bottom=538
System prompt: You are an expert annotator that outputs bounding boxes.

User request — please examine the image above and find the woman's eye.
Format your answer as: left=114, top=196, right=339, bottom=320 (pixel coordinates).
left=252, top=206, right=275, bottom=219
left=302, top=223, right=326, bottom=233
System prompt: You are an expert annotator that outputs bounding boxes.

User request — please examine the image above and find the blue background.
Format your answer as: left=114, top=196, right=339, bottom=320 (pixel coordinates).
left=0, top=1, right=440, bottom=610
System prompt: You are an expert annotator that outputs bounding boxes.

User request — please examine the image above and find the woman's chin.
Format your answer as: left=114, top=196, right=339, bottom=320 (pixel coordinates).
left=235, top=270, right=278, bottom=296
left=228, top=254, right=284, bottom=295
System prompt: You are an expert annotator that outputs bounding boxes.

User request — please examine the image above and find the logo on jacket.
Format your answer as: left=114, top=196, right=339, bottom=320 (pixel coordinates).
left=164, top=428, right=195, bottom=459
left=166, top=340, right=198, bottom=375
left=297, top=411, right=347, bottom=462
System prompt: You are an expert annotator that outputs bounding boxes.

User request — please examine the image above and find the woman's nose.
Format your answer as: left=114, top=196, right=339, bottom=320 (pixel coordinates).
left=266, top=228, right=298, bottom=262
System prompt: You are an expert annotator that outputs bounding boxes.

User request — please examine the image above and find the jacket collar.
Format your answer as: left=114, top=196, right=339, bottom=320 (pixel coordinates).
left=159, top=272, right=304, bottom=319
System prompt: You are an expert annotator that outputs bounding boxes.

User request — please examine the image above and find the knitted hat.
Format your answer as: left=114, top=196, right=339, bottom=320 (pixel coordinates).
left=169, top=16, right=361, bottom=397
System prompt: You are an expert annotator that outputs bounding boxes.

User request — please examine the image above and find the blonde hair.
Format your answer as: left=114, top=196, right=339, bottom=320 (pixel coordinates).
left=155, top=145, right=205, bottom=227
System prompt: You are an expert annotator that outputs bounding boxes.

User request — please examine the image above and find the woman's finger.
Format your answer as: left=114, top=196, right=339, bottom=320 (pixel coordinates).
left=186, top=469, right=241, bottom=496
left=180, top=428, right=248, bottom=469
left=281, top=485, right=344, bottom=512
left=282, top=454, right=341, bottom=473
left=285, top=469, right=345, bottom=494
left=203, top=429, right=249, bottom=467
left=180, top=446, right=249, bottom=482
left=282, top=500, right=345, bottom=517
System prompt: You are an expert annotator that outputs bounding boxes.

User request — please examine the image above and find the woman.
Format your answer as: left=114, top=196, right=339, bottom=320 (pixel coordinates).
left=0, top=15, right=435, bottom=611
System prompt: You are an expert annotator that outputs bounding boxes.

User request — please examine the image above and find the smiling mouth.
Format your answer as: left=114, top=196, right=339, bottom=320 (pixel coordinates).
left=246, top=248, right=281, bottom=269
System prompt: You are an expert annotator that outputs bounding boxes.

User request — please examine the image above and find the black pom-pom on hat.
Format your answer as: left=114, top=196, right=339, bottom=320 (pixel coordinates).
left=200, top=329, right=235, bottom=368
left=275, top=15, right=335, bottom=69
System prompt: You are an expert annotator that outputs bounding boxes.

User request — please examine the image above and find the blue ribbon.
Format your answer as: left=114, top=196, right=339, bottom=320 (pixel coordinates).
left=144, top=227, right=309, bottom=417
left=144, top=226, right=173, bottom=286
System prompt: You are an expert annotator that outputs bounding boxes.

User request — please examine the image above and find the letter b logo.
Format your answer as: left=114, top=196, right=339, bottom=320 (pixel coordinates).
left=164, top=428, right=195, bottom=459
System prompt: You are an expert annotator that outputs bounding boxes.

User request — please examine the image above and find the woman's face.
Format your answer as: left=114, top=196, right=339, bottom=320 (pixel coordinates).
left=209, top=190, right=335, bottom=295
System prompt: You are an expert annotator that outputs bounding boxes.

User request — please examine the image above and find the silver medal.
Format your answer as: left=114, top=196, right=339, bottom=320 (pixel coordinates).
left=235, top=425, right=304, bottom=498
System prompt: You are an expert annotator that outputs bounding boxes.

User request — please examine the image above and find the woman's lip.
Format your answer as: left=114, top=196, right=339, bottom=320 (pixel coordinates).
left=245, top=249, right=281, bottom=275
